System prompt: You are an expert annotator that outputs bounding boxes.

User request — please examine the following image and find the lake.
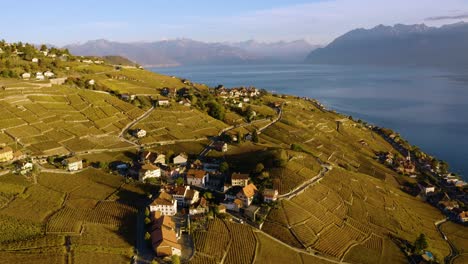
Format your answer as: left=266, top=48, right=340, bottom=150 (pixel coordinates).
left=152, top=64, right=468, bottom=180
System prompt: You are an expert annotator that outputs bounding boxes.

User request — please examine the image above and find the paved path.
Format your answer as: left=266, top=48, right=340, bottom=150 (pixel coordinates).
left=435, top=219, right=460, bottom=264
left=119, top=106, right=155, bottom=139
left=278, top=164, right=331, bottom=200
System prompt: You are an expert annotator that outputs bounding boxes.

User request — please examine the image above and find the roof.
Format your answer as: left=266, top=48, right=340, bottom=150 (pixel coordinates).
left=151, top=192, right=175, bottom=206
left=185, top=189, right=197, bottom=200
left=66, top=156, right=82, bottom=164
left=241, top=183, right=257, bottom=198
left=233, top=199, right=243, bottom=207
left=459, top=211, right=468, bottom=218
left=263, top=189, right=278, bottom=197
left=174, top=186, right=187, bottom=196
left=152, top=211, right=176, bottom=230
left=141, top=163, right=159, bottom=171
left=187, top=169, right=206, bottom=179
left=175, top=153, right=188, bottom=159
left=0, top=147, right=13, bottom=154
left=232, top=173, right=249, bottom=180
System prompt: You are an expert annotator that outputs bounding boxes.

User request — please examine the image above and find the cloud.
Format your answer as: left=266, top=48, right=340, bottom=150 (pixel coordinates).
left=426, top=13, right=468, bottom=21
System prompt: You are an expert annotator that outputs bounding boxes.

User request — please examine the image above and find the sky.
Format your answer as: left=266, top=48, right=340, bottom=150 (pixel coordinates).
left=1, top=0, right=468, bottom=46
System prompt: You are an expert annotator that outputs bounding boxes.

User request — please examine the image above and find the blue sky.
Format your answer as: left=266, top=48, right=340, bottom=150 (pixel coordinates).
left=1, top=0, right=468, bottom=45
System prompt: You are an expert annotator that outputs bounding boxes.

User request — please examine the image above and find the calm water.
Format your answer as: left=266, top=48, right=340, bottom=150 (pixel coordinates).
left=152, top=64, right=468, bottom=179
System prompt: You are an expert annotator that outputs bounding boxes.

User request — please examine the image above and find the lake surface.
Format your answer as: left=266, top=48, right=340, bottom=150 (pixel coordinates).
left=152, top=64, right=468, bottom=180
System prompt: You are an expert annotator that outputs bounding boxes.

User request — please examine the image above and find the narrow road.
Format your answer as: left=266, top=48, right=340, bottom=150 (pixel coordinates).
left=119, top=106, right=155, bottom=139
left=435, top=219, right=459, bottom=264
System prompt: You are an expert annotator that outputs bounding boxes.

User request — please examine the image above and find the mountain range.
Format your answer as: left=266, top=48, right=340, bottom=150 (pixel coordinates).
left=65, top=39, right=318, bottom=67
left=306, top=22, right=468, bottom=67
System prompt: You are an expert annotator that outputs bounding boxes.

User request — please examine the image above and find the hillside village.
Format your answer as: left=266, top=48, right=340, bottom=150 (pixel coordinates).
left=0, top=41, right=467, bottom=264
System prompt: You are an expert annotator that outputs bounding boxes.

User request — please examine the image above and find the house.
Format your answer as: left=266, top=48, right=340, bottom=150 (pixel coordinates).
left=455, top=181, right=467, bottom=187
left=236, top=183, right=257, bottom=207
left=418, top=182, right=435, bottom=195
left=31, top=58, right=39, bottom=63
left=173, top=153, right=188, bottom=166
left=263, top=189, right=279, bottom=203
left=21, top=72, right=31, bottom=79
left=186, top=169, right=209, bottom=187
left=178, top=98, right=191, bottom=106
left=213, top=142, right=228, bottom=152
left=36, top=72, right=45, bottom=80
left=150, top=192, right=177, bottom=216
left=189, top=197, right=208, bottom=215
left=224, top=199, right=243, bottom=212
left=172, top=186, right=190, bottom=206
left=121, top=93, right=136, bottom=101
left=140, top=151, right=166, bottom=165
left=44, top=71, right=54, bottom=78
left=139, top=163, right=161, bottom=181
left=16, top=161, right=33, bottom=175
left=185, top=189, right=199, bottom=206
left=244, top=205, right=260, bottom=221
left=0, top=147, right=14, bottom=162
left=439, top=200, right=459, bottom=211
left=87, top=79, right=95, bottom=85
left=151, top=211, right=181, bottom=257
left=133, top=129, right=147, bottom=138
left=231, top=173, right=249, bottom=187
left=458, top=211, right=468, bottom=223
left=217, top=204, right=226, bottom=214
left=225, top=186, right=243, bottom=200
left=157, top=100, right=170, bottom=106
left=64, top=157, right=83, bottom=171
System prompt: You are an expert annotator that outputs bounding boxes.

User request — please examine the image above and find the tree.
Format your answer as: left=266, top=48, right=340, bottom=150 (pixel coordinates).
left=203, top=192, right=213, bottom=200
left=175, top=177, right=184, bottom=186
left=144, top=217, right=151, bottom=225
left=144, top=232, right=151, bottom=240
left=206, top=101, right=225, bottom=120
left=252, top=129, right=259, bottom=143
left=219, top=162, right=229, bottom=173
left=144, top=207, right=150, bottom=217
left=166, top=150, right=174, bottom=164
left=40, top=44, right=47, bottom=51
left=414, top=233, right=428, bottom=254
left=171, top=255, right=181, bottom=264
left=273, top=149, right=288, bottom=167
left=255, top=163, right=264, bottom=173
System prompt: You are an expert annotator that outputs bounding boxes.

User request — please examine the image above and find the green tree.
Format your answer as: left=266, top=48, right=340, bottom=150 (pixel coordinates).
left=203, top=192, right=213, bottom=200
left=273, top=149, right=288, bottom=167
left=252, top=129, right=259, bottom=143
left=175, top=177, right=184, bottom=186
left=414, top=233, right=428, bottom=254
left=144, top=231, right=151, bottom=240
left=255, top=163, right=264, bottom=173
left=40, top=44, right=47, bottom=51
left=219, top=162, right=229, bottom=173
left=206, top=101, right=225, bottom=120
left=144, top=207, right=150, bottom=217
left=144, top=217, right=151, bottom=225
left=171, top=255, right=181, bottom=264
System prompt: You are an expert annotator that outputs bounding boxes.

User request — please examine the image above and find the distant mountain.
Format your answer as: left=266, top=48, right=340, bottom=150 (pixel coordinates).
left=226, top=40, right=319, bottom=63
left=102, top=55, right=137, bottom=66
left=306, top=22, right=468, bottom=67
left=65, top=39, right=316, bottom=66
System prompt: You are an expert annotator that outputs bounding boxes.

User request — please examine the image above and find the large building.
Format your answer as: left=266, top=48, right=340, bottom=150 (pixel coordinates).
left=186, top=169, right=209, bottom=187
left=151, top=211, right=181, bottom=257
left=64, top=156, right=83, bottom=171
left=0, top=147, right=14, bottom=162
left=231, top=173, right=249, bottom=187
left=150, top=192, right=177, bottom=216
left=139, top=163, right=161, bottom=181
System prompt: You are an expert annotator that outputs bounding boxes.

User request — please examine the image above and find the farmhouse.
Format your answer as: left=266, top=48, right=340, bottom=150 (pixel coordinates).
left=213, top=141, right=228, bottom=152
left=186, top=169, right=209, bottom=187
left=418, top=182, right=435, bottom=195
left=139, top=163, right=161, bottom=181
left=140, top=151, right=166, bottom=165
left=36, top=72, right=45, bottom=80
left=0, top=147, right=14, bottom=162
left=458, top=211, right=468, bottom=222
left=121, top=93, right=135, bottom=101
left=151, top=211, right=181, bottom=257
left=150, top=192, right=177, bottom=216
left=64, top=157, right=83, bottom=171
left=173, top=153, right=188, bottom=166
left=21, top=72, right=31, bottom=79
left=87, top=79, right=95, bottom=85
left=263, top=189, right=279, bottom=203
left=44, top=71, right=55, bottom=78
left=231, top=173, right=249, bottom=187
left=157, top=99, right=170, bottom=106
left=236, top=183, right=257, bottom=207
left=133, top=128, right=147, bottom=138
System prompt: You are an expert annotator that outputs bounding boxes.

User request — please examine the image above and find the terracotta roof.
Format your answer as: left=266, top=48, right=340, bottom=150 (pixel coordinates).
left=151, top=192, right=174, bottom=206
left=174, top=186, right=187, bottom=196
left=459, top=211, right=468, bottom=218
left=152, top=211, right=176, bottom=230
left=0, top=147, right=13, bottom=154
left=233, top=199, right=243, bottom=207
left=185, top=189, right=197, bottom=200
left=187, top=169, right=206, bottom=179
left=232, top=173, right=249, bottom=180
left=66, top=156, right=82, bottom=164
left=241, top=183, right=257, bottom=198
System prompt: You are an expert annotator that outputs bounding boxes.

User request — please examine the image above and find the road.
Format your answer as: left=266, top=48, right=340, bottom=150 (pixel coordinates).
left=435, top=219, right=460, bottom=264
left=119, top=106, right=155, bottom=140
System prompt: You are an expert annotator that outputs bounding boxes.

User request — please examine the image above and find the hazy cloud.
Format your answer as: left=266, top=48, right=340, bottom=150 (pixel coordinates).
left=426, top=13, right=468, bottom=21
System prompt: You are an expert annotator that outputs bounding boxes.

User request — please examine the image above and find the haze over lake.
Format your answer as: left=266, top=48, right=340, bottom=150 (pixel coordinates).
left=153, top=64, right=468, bottom=179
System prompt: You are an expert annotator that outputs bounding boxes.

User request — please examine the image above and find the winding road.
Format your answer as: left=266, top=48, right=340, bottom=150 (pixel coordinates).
left=435, top=219, right=460, bottom=264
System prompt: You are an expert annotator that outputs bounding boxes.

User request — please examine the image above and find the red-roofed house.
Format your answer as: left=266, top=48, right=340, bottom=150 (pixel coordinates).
left=150, top=192, right=177, bottom=216
left=236, top=183, right=257, bottom=207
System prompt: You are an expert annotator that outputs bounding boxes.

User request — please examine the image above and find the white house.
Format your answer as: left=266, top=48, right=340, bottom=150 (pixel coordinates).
left=186, top=169, right=209, bottom=187
left=173, top=153, right=188, bottom=166
left=64, top=157, right=83, bottom=171
left=139, top=163, right=161, bottom=181
left=21, top=73, right=31, bottom=79
left=88, top=79, right=95, bottom=85
left=231, top=173, right=249, bottom=187
left=236, top=183, right=257, bottom=207
left=263, top=189, right=279, bottom=203
left=133, top=129, right=147, bottom=138
left=32, top=58, right=39, bottom=63
left=172, top=186, right=190, bottom=206
left=36, top=72, right=45, bottom=80
left=157, top=100, right=170, bottom=106
left=150, top=192, right=177, bottom=216
left=418, top=182, right=435, bottom=195
left=44, top=71, right=55, bottom=78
